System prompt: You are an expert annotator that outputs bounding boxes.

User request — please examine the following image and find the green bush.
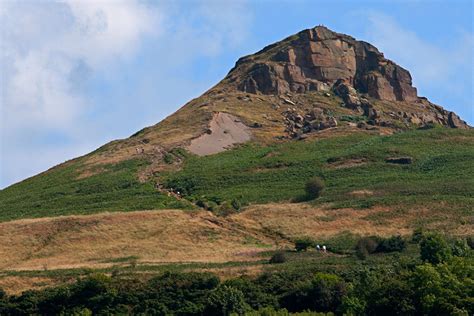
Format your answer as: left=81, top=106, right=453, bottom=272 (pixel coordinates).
left=420, top=234, right=452, bottom=264
left=376, top=235, right=406, bottom=253
left=282, top=273, right=347, bottom=313
left=411, top=227, right=425, bottom=243
left=163, top=153, right=174, bottom=164
left=269, top=252, right=287, bottom=264
left=304, top=177, right=325, bottom=200
left=467, top=236, right=474, bottom=250
left=451, top=239, right=470, bottom=257
left=355, top=236, right=379, bottom=259
left=231, top=199, right=242, bottom=211
left=295, top=237, right=315, bottom=252
left=205, top=285, right=250, bottom=316
left=224, top=278, right=278, bottom=311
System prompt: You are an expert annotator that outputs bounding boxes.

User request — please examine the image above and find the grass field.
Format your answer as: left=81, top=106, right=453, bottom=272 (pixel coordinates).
left=0, top=159, right=191, bottom=222
left=0, top=128, right=473, bottom=223
left=163, top=128, right=474, bottom=211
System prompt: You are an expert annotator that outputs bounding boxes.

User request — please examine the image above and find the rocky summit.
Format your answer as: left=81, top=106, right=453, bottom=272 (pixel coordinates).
left=231, top=26, right=417, bottom=102
left=224, top=26, right=468, bottom=130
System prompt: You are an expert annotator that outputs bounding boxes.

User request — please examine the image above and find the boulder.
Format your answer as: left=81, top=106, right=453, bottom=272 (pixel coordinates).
left=333, top=80, right=361, bottom=109
left=448, top=112, right=469, bottom=129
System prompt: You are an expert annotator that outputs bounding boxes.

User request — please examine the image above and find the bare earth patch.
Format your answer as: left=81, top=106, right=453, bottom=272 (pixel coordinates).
left=349, top=190, right=374, bottom=197
left=187, top=112, right=251, bottom=155
left=327, top=158, right=367, bottom=169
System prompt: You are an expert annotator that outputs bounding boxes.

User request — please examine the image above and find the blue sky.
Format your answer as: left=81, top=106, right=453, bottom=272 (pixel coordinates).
left=1, top=0, right=473, bottom=189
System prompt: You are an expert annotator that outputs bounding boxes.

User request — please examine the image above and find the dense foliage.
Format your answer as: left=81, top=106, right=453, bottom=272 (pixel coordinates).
left=0, top=235, right=472, bottom=316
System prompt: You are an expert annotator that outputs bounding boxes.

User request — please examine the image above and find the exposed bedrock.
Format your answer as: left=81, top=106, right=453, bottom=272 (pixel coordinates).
left=231, top=26, right=417, bottom=102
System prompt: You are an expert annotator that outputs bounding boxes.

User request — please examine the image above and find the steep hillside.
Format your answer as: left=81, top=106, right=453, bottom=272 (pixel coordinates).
left=0, top=25, right=471, bottom=222
left=0, top=25, right=473, bottom=301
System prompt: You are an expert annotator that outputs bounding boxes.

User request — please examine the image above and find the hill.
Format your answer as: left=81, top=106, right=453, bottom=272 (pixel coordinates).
left=0, top=26, right=472, bottom=301
left=0, top=25, right=470, bottom=221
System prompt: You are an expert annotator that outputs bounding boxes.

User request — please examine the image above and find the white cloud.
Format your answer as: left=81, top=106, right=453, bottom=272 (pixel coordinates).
left=0, top=0, right=162, bottom=187
left=1, top=0, right=161, bottom=131
left=0, top=0, right=254, bottom=188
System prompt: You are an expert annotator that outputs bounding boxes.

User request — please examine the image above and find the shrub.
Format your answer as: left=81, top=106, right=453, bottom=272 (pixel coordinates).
left=420, top=234, right=452, bottom=264
left=223, top=278, right=279, bottom=310
left=411, top=227, right=425, bottom=243
left=231, top=199, right=242, bottom=211
left=324, top=232, right=359, bottom=255
left=376, top=235, right=406, bottom=253
left=269, top=252, right=287, bottom=264
left=216, top=201, right=239, bottom=216
left=205, top=285, right=250, bottom=316
left=163, top=153, right=174, bottom=164
left=355, top=236, right=379, bottom=259
left=451, top=239, right=470, bottom=257
left=466, top=236, right=474, bottom=250
left=295, top=237, right=315, bottom=252
left=304, top=177, right=325, bottom=200
left=282, top=273, right=347, bottom=312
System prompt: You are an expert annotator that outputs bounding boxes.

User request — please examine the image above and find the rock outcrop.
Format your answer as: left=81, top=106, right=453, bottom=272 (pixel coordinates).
left=283, top=107, right=338, bottom=138
left=223, top=25, right=469, bottom=130
left=228, top=26, right=417, bottom=102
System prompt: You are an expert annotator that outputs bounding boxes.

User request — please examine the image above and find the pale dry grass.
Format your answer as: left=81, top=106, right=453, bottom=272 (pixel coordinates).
left=2, top=203, right=469, bottom=273
left=0, top=203, right=471, bottom=293
left=0, top=276, right=56, bottom=295
left=231, top=203, right=411, bottom=239
left=0, top=209, right=277, bottom=272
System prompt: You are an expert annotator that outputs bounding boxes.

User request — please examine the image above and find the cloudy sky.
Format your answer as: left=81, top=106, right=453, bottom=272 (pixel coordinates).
left=1, top=0, right=473, bottom=188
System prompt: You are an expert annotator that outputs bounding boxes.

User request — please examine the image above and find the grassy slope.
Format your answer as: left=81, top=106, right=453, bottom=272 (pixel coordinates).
left=0, top=128, right=472, bottom=222
left=164, top=128, right=474, bottom=212
left=0, top=159, right=191, bottom=222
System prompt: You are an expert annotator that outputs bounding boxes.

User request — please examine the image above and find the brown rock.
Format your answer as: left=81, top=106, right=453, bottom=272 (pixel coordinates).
left=448, top=112, right=469, bottom=129
left=232, top=26, right=418, bottom=102
left=333, top=80, right=361, bottom=109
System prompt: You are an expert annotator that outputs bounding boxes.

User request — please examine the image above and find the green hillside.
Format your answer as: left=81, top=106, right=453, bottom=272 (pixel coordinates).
left=1, top=128, right=472, bottom=222
left=0, top=159, right=191, bottom=222
left=164, top=128, right=474, bottom=210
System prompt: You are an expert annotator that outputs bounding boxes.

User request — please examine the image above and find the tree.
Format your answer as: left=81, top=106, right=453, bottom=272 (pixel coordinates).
left=307, top=273, right=347, bottom=312
left=282, top=273, right=347, bottom=313
left=420, top=234, right=452, bottom=265
left=305, top=177, right=325, bottom=200
left=205, top=285, right=250, bottom=316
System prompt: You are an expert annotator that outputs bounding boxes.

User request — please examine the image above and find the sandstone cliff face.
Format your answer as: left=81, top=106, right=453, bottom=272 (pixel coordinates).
left=222, top=25, right=468, bottom=130
left=228, top=26, right=417, bottom=102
